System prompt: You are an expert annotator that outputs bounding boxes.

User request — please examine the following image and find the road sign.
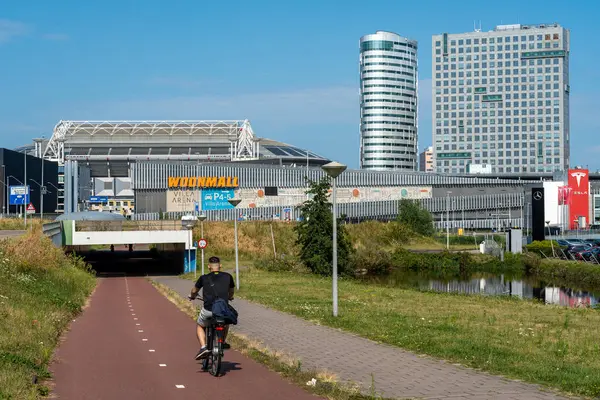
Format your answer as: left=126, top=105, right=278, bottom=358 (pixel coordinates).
left=201, top=189, right=235, bottom=210
left=89, top=196, right=108, bottom=203
left=9, top=186, right=29, bottom=205
left=197, top=238, right=208, bottom=249
left=26, top=203, right=36, bottom=214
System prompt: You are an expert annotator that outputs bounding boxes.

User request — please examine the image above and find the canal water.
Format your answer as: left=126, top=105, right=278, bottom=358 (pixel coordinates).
left=371, top=270, right=600, bottom=308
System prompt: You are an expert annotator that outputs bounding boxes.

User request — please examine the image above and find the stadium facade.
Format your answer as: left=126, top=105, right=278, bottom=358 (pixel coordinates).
left=128, top=161, right=527, bottom=229
left=16, top=118, right=539, bottom=229
left=37, top=119, right=330, bottom=214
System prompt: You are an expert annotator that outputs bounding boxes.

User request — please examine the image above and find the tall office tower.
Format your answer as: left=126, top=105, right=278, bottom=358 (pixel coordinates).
left=431, top=23, right=570, bottom=174
left=359, top=31, right=418, bottom=170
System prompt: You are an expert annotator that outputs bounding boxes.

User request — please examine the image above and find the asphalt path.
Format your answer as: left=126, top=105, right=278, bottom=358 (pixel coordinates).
left=0, top=230, right=25, bottom=239
left=50, top=276, right=320, bottom=400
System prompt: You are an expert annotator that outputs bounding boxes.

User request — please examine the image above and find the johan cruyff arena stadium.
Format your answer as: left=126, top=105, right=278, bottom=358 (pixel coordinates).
left=36, top=119, right=526, bottom=229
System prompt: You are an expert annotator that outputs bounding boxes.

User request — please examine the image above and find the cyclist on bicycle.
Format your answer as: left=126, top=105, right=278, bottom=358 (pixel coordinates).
left=188, top=256, right=234, bottom=360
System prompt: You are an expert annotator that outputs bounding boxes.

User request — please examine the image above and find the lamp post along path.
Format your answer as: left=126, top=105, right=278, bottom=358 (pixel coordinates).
left=228, top=198, right=242, bottom=290
left=199, top=214, right=207, bottom=276
left=181, top=215, right=197, bottom=277
left=321, top=161, right=347, bottom=318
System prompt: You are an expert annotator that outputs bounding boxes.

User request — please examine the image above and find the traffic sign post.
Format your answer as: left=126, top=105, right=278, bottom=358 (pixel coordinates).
left=26, top=203, right=35, bottom=215
left=197, top=237, right=208, bottom=276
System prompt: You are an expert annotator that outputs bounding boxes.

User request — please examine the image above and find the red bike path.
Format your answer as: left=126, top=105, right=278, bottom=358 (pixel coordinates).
left=50, top=277, right=320, bottom=400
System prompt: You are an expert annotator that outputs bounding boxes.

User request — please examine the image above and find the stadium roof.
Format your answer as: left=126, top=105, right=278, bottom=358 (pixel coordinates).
left=40, top=119, right=330, bottom=176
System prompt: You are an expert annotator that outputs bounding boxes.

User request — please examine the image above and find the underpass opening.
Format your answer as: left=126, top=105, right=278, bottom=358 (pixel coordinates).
left=70, top=244, right=185, bottom=277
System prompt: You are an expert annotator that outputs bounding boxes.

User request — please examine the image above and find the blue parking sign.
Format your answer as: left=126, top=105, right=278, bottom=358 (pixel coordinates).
left=201, top=189, right=235, bottom=211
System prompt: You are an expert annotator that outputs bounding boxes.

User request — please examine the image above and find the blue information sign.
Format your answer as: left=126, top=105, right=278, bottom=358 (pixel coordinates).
left=89, top=196, right=108, bottom=203
left=9, top=186, right=29, bottom=205
left=201, top=189, right=235, bottom=211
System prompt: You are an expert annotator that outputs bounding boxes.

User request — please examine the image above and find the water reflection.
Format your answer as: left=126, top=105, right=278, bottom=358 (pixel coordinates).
left=378, top=272, right=599, bottom=308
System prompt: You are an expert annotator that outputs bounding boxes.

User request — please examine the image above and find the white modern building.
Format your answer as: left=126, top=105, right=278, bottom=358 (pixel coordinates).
left=359, top=31, right=418, bottom=171
left=431, top=23, right=570, bottom=175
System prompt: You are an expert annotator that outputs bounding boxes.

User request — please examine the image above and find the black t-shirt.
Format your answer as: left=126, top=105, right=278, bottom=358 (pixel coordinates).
left=194, top=271, right=234, bottom=311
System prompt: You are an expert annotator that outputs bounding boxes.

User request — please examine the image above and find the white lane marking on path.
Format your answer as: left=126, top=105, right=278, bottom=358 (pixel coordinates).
left=136, top=323, right=141, bottom=326
left=138, top=330, right=144, bottom=332
left=175, top=385, right=185, bottom=389
left=134, top=318, right=138, bottom=320
left=142, top=338, right=148, bottom=341
left=159, top=364, right=167, bottom=367
left=149, top=349, right=155, bottom=352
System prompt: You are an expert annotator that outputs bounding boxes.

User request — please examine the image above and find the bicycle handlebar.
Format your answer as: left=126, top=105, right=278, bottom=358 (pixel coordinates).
left=189, top=296, right=234, bottom=301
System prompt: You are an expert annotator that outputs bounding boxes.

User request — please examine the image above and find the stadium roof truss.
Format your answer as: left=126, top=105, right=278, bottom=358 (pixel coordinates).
left=43, top=120, right=260, bottom=164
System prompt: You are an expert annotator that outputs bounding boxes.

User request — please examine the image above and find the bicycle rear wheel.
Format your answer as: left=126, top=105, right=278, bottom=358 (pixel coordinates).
left=209, top=331, right=222, bottom=376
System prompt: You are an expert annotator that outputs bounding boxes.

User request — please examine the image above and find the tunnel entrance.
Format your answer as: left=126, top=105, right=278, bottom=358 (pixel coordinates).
left=72, top=244, right=185, bottom=277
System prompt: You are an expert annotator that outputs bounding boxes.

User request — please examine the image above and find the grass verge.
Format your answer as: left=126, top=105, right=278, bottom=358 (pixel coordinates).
left=0, top=218, right=51, bottom=232
left=186, top=268, right=599, bottom=399
left=0, top=232, right=96, bottom=399
left=149, top=280, right=397, bottom=400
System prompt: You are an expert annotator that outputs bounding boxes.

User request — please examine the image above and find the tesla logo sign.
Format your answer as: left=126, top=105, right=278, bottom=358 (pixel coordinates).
left=570, top=172, right=587, bottom=187
left=567, top=169, right=590, bottom=230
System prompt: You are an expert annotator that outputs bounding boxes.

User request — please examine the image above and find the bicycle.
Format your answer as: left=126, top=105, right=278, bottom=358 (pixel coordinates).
left=191, top=297, right=228, bottom=377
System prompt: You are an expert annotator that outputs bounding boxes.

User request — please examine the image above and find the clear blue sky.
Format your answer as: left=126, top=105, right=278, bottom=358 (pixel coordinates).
left=1, top=0, right=598, bottom=169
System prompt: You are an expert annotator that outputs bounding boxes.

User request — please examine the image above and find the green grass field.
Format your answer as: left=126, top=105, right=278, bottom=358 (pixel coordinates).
left=192, top=267, right=600, bottom=398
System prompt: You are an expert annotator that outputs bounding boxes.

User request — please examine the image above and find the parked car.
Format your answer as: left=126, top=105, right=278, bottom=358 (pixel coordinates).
left=566, top=245, right=591, bottom=260
left=584, top=239, right=600, bottom=246
left=580, top=247, right=600, bottom=262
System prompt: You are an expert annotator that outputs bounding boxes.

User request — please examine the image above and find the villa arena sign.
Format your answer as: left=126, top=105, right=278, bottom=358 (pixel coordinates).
left=168, top=176, right=239, bottom=189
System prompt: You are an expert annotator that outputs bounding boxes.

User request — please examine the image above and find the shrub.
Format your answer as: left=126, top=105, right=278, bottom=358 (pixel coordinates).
left=526, top=240, right=564, bottom=258
left=349, top=246, right=395, bottom=276
left=390, top=248, right=467, bottom=274
left=346, top=220, right=415, bottom=250
left=397, top=199, right=434, bottom=237
left=529, top=258, right=600, bottom=290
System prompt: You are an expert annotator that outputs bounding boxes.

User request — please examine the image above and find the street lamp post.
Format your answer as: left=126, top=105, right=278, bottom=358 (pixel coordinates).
left=47, top=182, right=60, bottom=213
left=41, top=156, right=44, bottom=220
left=446, top=191, right=451, bottom=250
left=228, top=198, right=242, bottom=290
left=24, top=152, right=27, bottom=228
left=321, top=161, right=347, bottom=318
left=546, top=220, right=555, bottom=257
left=30, top=179, right=45, bottom=221
left=181, top=215, right=198, bottom=276
left=198, top=214, right=207, bottom=277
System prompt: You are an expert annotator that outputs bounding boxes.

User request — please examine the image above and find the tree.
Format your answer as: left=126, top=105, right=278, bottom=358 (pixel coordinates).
left=397, top=199, right=434, bottom=237
left=294, top=177, right=353, bottom=276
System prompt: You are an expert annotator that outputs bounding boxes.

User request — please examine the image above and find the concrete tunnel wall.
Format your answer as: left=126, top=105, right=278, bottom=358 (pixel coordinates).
left=71, top=229, right=191, bottom=248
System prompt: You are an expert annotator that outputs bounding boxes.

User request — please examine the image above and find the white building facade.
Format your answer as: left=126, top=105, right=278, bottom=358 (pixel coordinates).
left=360, top=31, right=418, bottom=171
left=432, top=23, right=570, bottom=175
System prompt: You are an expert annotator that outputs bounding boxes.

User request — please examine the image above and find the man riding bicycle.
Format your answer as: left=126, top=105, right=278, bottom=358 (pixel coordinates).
left=188, top=256, right=235, bottom=360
